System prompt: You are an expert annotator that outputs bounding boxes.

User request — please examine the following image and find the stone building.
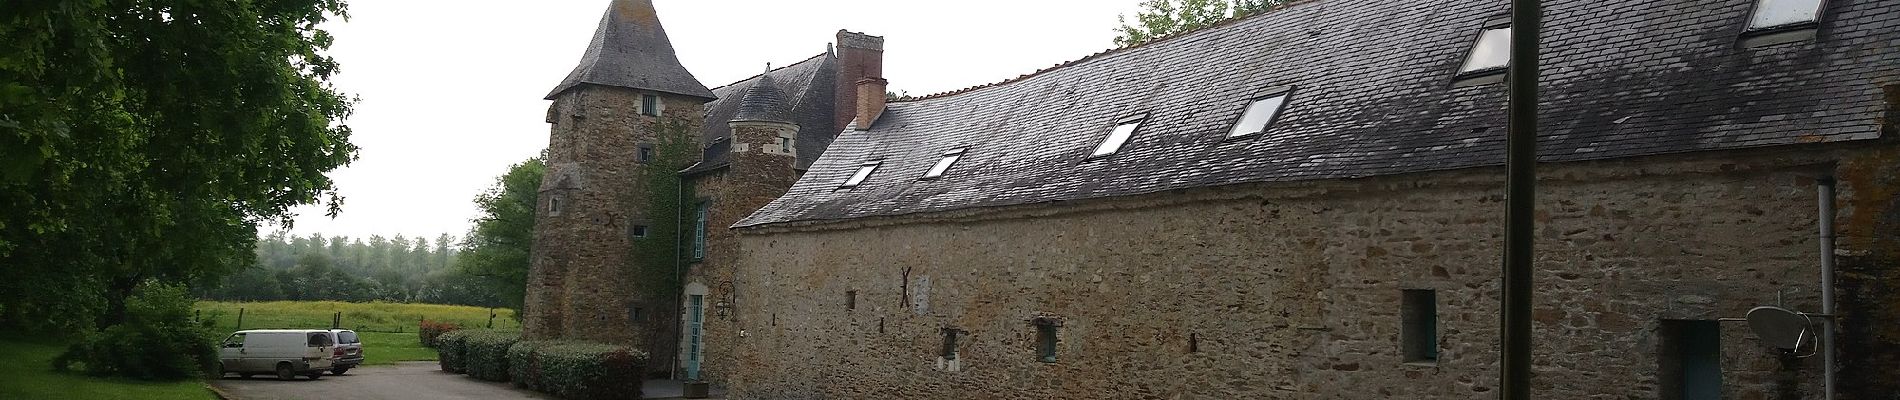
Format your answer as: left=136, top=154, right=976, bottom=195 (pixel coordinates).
left=526, top=0, right=1900, bottom=398
left=524, top=0, right=884, bottom=384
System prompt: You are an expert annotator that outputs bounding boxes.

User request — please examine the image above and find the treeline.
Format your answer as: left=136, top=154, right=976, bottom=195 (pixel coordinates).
left=198, top=232, right=506, bottom=308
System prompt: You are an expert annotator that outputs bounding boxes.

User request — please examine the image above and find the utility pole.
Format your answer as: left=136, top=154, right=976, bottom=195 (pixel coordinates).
left=1502, top=0, right=1540, bottom=399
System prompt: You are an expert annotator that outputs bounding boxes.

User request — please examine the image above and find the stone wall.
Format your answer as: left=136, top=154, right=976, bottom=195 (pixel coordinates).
left=526, top=84, right=706, bottom=347
left=678, top=120, right=801, bottom=383
left=723, top=142, right=1898, bottom=399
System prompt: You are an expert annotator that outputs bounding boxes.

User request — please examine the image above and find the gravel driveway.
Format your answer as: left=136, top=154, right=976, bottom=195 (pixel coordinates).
left=211, top=362, right=548, bottom=400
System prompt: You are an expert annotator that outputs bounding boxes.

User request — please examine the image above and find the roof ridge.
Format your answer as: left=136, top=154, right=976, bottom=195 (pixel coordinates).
left=709, top=52, right=830, bottom=92
left=892, top=0, right=1318, bottom=103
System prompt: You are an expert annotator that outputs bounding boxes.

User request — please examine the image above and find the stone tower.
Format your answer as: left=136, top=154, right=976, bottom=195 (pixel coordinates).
left=727, top=72, right=801, bottom=190
left=527, top=0, right=713, bottom=344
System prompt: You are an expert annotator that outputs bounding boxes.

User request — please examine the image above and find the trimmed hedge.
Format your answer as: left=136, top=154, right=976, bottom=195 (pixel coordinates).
left=508, top=340, right=646, bottom=400
left=435, top=329, right=470, bottom=373
left=462, top=330, right=520, bottom=382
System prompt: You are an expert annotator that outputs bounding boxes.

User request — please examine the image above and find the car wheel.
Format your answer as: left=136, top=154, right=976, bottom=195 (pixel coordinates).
left=331, top=367, right=350, bottom=375
left=275, top=362, right=295, bottom=380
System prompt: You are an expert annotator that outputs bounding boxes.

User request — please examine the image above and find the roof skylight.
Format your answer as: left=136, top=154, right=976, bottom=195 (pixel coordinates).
left=1458, top=24, right=1512, bottom=75
left=1090, top=118, right=1145, bottom=157
left=1747, top=0, right=1824, bottom=30
left=841, top=163, right=879, bottom=188
left=1227, top=93, right=1291, bottom=138
left=922, top=149, right=964, bottom=179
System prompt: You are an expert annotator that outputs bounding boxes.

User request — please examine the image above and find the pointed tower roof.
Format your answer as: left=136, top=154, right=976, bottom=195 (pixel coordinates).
left=732, top=68, right=792, bottom=124
left=545, top=0, right=715, bottom=100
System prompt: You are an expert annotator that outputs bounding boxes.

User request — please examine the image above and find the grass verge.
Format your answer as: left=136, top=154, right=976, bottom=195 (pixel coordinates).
left=195, top=300, right=517, bottom=333
left=0, top=339, right=215, bottom=400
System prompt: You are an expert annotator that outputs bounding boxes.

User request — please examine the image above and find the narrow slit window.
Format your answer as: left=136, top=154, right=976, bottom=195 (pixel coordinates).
left=630, top=225, right=648, bottom=238
left=691, top=202, right=707, bottom=259
left=841, top=163, right=879, bottom=188
left=1748, top=0, right=1824, bottom=30
left=1227, top=93, right=1291, bottom=138
left=1401, top=289, right=1438, bottom=363
left=940, top=328, right=960, bottom=360
left=1458, top=24, right=1512, bottom=75
left=1036, top=321, right=1059, bottom=363
left=637, top=144, right=655, bottom=164
left=922, top=149, right=965, bottom=179
left=1090, top=118, right=1144, bottom=157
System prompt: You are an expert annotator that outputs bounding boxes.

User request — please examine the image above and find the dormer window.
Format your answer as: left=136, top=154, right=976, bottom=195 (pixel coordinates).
left=922, top=149, right=965, bottom=179
left=841, top=163, right=879, bottom=188
left=1458, top=22, right=1511, bottom=76
left=1747, top=0, right=1824, bottom=31
left=1089, top=117, right=1145, bottom=158
left=1226, top=91, right=1292, bottom=139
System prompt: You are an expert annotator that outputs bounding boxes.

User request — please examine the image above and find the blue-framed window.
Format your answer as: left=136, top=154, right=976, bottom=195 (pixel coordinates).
left=692, top=202, right=708, bottom=259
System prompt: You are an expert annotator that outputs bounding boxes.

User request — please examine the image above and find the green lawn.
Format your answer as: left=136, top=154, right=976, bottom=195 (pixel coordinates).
left=0, top=340, right=215, bottom=400
left=358, top=331, right=437, bottom=365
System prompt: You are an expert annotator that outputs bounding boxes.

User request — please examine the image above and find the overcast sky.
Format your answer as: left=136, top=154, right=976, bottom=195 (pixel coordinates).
left=275, top=0, right=1145, bottom=241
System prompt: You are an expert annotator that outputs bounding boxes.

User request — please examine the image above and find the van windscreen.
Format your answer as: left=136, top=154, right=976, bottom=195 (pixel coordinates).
left=308, top=332, right=334, bottom=347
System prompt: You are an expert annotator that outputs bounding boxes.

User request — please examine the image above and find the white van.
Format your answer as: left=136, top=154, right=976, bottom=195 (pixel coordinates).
left=215, top=329, right=337, bottom=380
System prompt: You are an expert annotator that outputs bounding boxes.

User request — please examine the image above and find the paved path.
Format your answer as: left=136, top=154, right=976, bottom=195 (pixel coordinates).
left=212, top=362, right=548, bottom=400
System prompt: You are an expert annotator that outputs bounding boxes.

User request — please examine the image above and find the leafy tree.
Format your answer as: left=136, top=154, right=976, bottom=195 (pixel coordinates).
left=1113, top=0, right=1286, bottom=47
left=456, top=155, right=546, bottom=310
left=0, top=0, right=357, bottom=333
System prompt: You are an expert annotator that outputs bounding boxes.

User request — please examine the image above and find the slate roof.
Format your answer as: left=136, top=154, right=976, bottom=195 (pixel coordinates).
left=733, top=73, right=793, bottom=123
left=685, top=53, right=840, bottom=174
left=546, top=0, right=715, bottom=100
left=736, top=0, right=1899, bottom=228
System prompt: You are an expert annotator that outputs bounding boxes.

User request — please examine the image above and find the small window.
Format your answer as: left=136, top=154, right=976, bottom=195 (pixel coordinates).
left=921, top=149, right=965, bottom=179
left=641, top=94, right=660, bottom=116
left=846, top=291, right=857, bottom=310
left=1090, top=118, right=1144, bottom=157
left=940, top=328, right=960, bottom=360
left=841, top=163, right=879, bottom=188
left=549, top=196, right=564, bottom=215
left=1035, top=321, right=1059, bottom=363
left=637, top=144, right=655, bottom=164
left=1458, top=23, right=1512, bottom=75
left=692, top=203, right=708, bottom=259
left=631, top=225, right=648, bottom=238
left=1226, top=93, right=1291, bottom=138
left=779, top=137, right=794, bottom=153
left=629, top=306, right=643, bottom=322
left=1747, top=0, right=1824, bottom=31
left=1660, top=320, right=1722, bottom=400
left=1401, top=289, right=1438, bottom=363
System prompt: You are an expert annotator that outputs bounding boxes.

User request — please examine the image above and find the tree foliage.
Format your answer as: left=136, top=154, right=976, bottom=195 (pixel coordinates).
left=457, top=155, right=546, bottom=311
left=53, top=281, right=217, bottom=380
left=1114, top=0, right=1286, bottom=47
left=0, top=0, right=358, bottom=334
left=200, top=232, right=504, bottom=307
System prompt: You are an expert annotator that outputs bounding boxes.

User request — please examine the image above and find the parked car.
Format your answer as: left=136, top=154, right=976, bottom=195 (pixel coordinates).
left=328, top=329, right=363, bottom=375
left=215, top=329, right=336, bottom=380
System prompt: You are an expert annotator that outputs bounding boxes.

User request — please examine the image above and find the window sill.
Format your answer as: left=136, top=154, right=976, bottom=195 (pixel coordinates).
left=1401, top=360, right=1440, bottom=368
left=1740, top=26, right=1817, bottom=48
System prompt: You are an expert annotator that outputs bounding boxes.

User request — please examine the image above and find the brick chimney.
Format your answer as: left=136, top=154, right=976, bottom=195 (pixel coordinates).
left=854, top=78, right=888, bottom=130
left=834, top=30, right=884, bottom=132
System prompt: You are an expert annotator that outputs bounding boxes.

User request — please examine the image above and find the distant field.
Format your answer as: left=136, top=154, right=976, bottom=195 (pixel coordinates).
left=194, top=301, right=518, bottom=333
left=195, top=301, right=517, bottom=365
left=0, top=339, right=216, bottom=400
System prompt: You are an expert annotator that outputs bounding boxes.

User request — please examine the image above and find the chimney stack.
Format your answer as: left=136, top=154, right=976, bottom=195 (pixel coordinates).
left=855, top=78, right=888, bottom=130
left=835, top=30, right=885, bottom=132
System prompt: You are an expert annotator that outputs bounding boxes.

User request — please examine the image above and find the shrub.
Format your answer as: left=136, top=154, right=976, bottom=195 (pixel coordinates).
left=436, top=329, right=471, bottom=373
left=508, top=340, right=646, bottom=400
left=419, top=319, right=462, bottom=348
left=52, top=282, right=218, bottom=381
left=462, top=329, right=520, bottom=382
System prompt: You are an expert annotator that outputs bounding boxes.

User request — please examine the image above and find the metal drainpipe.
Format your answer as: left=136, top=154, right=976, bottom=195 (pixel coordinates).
left=1501, top=0, right=1541, bottom=399
left=1818, top=177, right=1837, bottom=400
left=670, top=164, right=686, bottom=381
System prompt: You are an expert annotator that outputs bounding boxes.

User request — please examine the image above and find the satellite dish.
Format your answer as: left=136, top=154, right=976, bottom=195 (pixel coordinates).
left=1746, top=306, right=1812, bottom=350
